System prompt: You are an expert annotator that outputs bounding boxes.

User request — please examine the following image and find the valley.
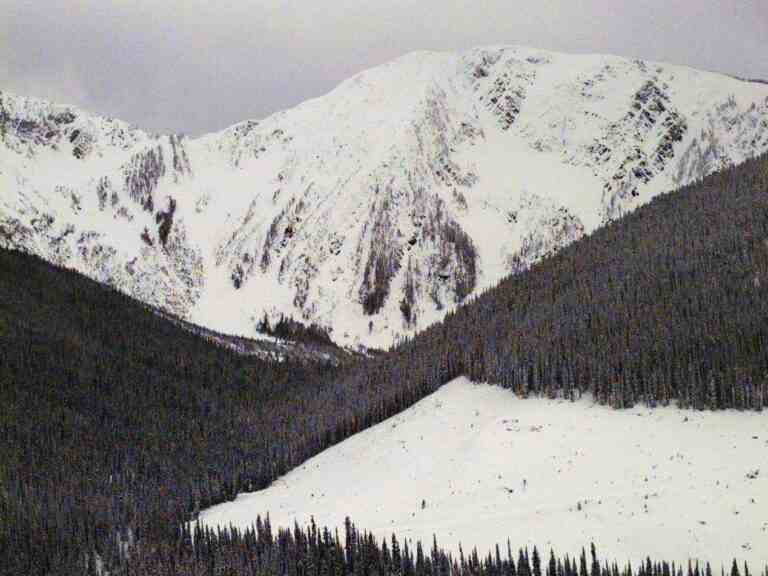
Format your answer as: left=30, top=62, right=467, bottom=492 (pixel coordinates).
left=3, top=35, right=768, bottom=576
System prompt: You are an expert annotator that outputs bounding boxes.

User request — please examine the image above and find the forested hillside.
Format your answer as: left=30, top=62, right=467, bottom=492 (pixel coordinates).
left=2, top=151, right=768, bottom=573
left=0, top=249, right=343, bottom=573
left=0, top=246, right=444, bottom=574
left=359, top=151, right=768, bottom=410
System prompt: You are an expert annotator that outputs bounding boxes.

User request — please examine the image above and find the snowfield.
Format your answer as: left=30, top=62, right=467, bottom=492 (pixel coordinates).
left=200, top=377, right=768, bottom=568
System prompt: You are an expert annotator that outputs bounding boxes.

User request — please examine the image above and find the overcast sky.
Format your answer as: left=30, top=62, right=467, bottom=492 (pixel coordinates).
left=2, top=0, right=766, bottom=136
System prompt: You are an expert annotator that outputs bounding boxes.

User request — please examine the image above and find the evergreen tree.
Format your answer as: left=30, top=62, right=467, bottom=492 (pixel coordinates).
left=533, top=547, right=542, bottom=576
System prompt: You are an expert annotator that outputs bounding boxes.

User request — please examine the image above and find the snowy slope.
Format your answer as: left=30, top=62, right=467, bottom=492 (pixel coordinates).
left=3, top=46, right=768, bottom=347
left=199, top=377, right=768, bottom=568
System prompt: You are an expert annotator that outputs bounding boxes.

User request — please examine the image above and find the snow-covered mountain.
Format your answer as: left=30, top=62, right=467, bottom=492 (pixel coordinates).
left=3, top=46, right=768, bottom=348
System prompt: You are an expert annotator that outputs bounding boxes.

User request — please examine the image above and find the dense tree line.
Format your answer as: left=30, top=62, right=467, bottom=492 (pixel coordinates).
left=256, top=313, right=335, bottom=346
left=2, top=152, right=768, bottom=573
left=59, top=516, right=768, bottom=576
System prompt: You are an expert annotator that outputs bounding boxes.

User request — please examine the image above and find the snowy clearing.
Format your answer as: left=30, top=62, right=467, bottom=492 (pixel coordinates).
left=200, top=377, right=768, bottom=568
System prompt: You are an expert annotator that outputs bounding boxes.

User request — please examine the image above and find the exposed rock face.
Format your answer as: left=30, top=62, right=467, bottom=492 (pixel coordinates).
left=2, top=46, right=768, bottom=348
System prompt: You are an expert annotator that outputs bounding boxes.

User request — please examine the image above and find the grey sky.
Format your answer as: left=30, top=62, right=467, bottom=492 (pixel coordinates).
left=2, top=0, right=766, bottom=136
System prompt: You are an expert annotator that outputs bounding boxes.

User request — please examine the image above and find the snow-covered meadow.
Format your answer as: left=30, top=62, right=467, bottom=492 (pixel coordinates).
left=200, top=377, right=768, bottom=568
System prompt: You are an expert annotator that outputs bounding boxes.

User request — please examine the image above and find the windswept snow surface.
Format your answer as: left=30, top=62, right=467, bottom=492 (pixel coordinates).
left=200, top=378, right=768, bottom=567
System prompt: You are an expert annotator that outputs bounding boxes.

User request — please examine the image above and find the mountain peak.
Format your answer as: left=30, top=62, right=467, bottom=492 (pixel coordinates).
left=3, top=48, right=768, bottom=347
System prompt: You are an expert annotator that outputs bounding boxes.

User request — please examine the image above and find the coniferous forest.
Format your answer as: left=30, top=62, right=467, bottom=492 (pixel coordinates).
left=2, top=152, right=768, bottom=574
left=359, top=151, right=768, bottom=410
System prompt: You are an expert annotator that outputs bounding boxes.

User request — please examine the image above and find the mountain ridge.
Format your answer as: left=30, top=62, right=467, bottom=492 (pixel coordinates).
left=3, top=45, right=768, bottom=347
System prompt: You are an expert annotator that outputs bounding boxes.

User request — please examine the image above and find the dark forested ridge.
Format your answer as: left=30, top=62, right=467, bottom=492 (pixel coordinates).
left=3, top=152, right=768, bottom=574
left=0, top=247, right=440, bottom=574
left=361, top=151, right=768, bottom=410
left=0, top=247, right=336, bottom=572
